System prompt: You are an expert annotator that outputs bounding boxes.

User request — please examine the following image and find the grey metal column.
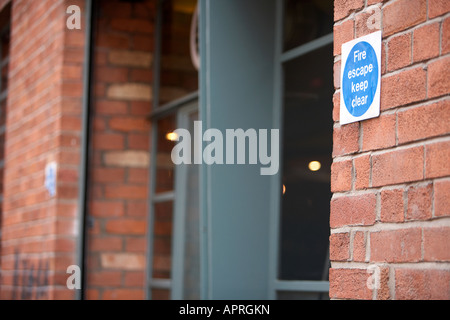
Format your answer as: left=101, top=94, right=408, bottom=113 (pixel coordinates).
left=199, top=0, right=277, bottom=299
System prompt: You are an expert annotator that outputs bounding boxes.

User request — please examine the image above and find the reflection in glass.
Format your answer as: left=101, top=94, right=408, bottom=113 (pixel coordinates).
left=278, top=43, right=333, bottom=281
left=151, top=289, right=170, bottom=300
left=155, top=114, right=177, bottom=193
left=152, top=201, right=173, bottom=279
left=159, top=0, right=198, bottom=105
left=283, top=0, right=333, bottom=52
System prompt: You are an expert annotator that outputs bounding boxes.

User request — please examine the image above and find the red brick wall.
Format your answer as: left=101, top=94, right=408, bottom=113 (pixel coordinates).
left=331, top=0, right=450, bottom=299
left=0, top=1, right=10, bottom=289
left=84, top=0, right=155, bottom=300
left=0, top=0, right=87, bottom=300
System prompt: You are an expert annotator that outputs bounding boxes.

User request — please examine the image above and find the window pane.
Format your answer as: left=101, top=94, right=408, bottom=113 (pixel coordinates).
left=159, top=0, right=198, bottom=105
left=155, top=114, right=177, bottom=193
left=151, top=289, right=170, bottom=300
left=283, top=0, right=333, bottom=52
left=278, top=43, right=333, bottom=281
left=152, top=201, right=173, bottom=279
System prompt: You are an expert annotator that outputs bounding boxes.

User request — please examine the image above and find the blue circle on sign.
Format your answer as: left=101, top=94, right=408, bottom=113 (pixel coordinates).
left=342, top=41, right=378, bottom=117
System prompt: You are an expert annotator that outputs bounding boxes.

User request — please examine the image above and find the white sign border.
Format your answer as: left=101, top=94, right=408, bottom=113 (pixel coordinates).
left=340, top=30, right=382, bottom=125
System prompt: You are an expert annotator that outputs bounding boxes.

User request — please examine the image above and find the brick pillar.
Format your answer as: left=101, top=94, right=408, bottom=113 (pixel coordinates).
left=0, top=0, right=87, bottom=300
left=330, top=0, right=450, bottom=300
left=84, top=0, right=154, bottom=300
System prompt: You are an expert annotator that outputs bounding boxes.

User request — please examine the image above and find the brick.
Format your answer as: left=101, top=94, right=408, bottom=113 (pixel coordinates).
left=372, top=146, right=424, bottom=187
left=383, top=0, right=427, bottom=37
left=101, top=2, right=132, bottom=18
left=331, top=160, right=352, bottom=192
left=86, top=289, right=100, bottom=300
left=428, top=0, right=450, bottom=18
left=62, top=65, right=82, bottom=80
left=367, top=0, right=387, bottom=6
left=329, top=233, right=350, bottom=261
left=355, top=5, right=382, bottom=38
left=160, top=86, right=190, bottom=103
left=334, top=60, right=341, bottom=89
left=395, top=269, right=450, bottom=300
left=95, top=101, right=128, bottom=115
left=92, top=167, right=126, bottom=183
left=434, top=179, right=450, bottom=217
left=62, top=82, right=83, bottom=98
left=370, top=228, right=422, bottom=262
left=104, top=185, right=148, bottom=200
left=105, top=219, right=146, bottom=235
left=107, top=83, right=152, bottom=101
left=428, top=56, right=450, bottom=99
left=406, top=184, right=433, bottom=221
left=108, top=50, right=153, bottom=68
left=354, top=155, right=370, bottom=190
left=124, top=271, right=145, bottom=287
left=130, top=101, right=151, bottom=116
left=380, top=67, right=426, bottom=110
left=95, top=66, right=129, bottom=83
left=413, top=23, right=440, bottom=62
left=110, top=18, right=153, bottom=33
left=133, top=35, right=153, bottom=51
left=333, top=92, right=340, bottom=122
left=128, top=133, right=150, bottom=150
left=387, top=33, right=412, bottom=72
left=377, top=266, right=391, bottom=300
left=103, top=289, right=144, bottom=300
left=380, top=188, right=404, bottom=222
left=353, top=231, right=366, bottom=262
left=104, top=151, right=150, bottom=168
left=443, top=17, right=450, bottom=55
left=96, top=34, right=130, bottom=49
left=61, top=115, right=82, bottom=131
left=334, top=19, right=354, bottom=56
left=88, top=236, right=123, bottom=251
left=330, top=193, right=377, bottom=228
left=128, top=168, right=148, bottom=184
left=93, top=133, right=125, bottom=150
left=87, top=271, right=122, bottom=286
left=334, top=0, right=364, bottom=21
left=329, top=268, right=372, bottom=300
left=425, top=140, right=450, bottom=179
left=58, top=168, right=79, bottom=183
left=333, top=122, right=359, bottom=157
left=131, top=69, right=152, bottom=82
left=109, top=117, right=150, bottom=132
left=362, top=113, right=396, bottom=151
left=423, top=227, right=450, bottom=261
left=100, top=253, right=146, bottom=271
left=126, top=237, right=147, bottom=253
left=90, top=200, right=124, bottom=218
left=126, top=202, right=147, bottom=218
left=397, top=100, right=450, bottom=144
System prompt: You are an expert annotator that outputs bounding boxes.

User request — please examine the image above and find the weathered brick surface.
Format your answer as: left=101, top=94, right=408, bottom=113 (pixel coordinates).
left=331, top=0, right=450, bottom=300
left=84, top=0, right=156, bottom=301
left=0, top=0, right=89, bottom=300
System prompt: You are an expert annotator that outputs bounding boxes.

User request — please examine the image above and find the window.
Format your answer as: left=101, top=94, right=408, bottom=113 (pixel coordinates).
left=272, top=0, right=334, bottom=299
left=146, top=0, right=199, bottom=300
